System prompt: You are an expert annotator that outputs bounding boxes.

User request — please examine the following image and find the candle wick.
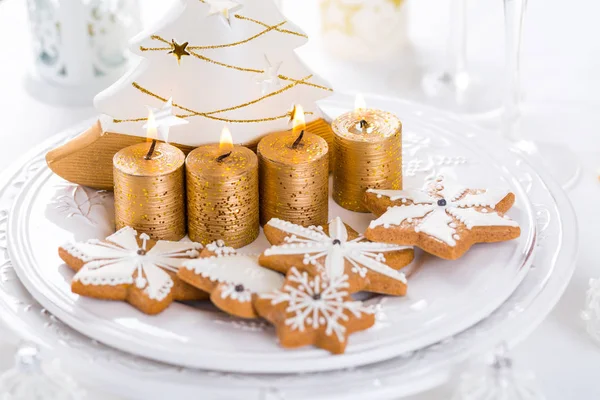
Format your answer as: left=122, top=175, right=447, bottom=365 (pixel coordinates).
left=144, top=140, right=157, bottom=160
left=217, top=151, right=232, bottom=162
left=359, top=119, right=370, bottom=133
left=291, top=130, right=305, bottom=149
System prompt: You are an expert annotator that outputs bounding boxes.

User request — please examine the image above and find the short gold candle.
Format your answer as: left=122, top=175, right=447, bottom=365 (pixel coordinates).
left=113, top=142, right=186, bottom=241
left=186, top=138, right=259, bottom=249
left=332, top=107, right=402, bottom=212
left=257, top=130, right=329, bottom=227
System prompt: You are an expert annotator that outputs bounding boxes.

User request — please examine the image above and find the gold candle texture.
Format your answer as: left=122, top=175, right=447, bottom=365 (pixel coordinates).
left=186, top=129, right=259, bottom=249
left=258, top=124, right=329, bottom=227
left=113, top=141, right=186, bottom=241
left=332, top=102, right=402, bottom=212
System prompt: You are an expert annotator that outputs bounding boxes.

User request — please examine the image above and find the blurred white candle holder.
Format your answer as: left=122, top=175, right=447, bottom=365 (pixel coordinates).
left=453, top=343, right=546, bottom=400
left=0, top=344, right=85, bottom=400
left=581, top=278, right=600, bottom=343
left=320, top=0, right=409, bottom=61
left=25, top=0, right=141, bottom=106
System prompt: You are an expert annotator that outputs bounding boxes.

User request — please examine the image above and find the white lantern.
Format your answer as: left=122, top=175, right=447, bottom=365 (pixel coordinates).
left=26, top=0, right=141, bottom=105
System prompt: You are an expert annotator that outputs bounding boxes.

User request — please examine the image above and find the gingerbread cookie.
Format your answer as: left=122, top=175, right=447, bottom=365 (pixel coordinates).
left=254, top=267, right=375, bottom=354
left=260, top=217, right=413, bottom=295
left=364, top=175, right=521, bottom=260
left=58, top=226, right=208, bottom=315
left=178, top=241, right=285, bottom=319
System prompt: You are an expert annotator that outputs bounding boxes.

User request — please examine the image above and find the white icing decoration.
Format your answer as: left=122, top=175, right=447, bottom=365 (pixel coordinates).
left=64, top=226, right=203, bottom=301
left=418, top=207, right=456, bottom=246
left=183, top=253, right=284, bottom=297
left=369, top=205, right=433, bottom=229
left=219, top=282, right=253, bottom=303
left=367, top=188, right=433, bottom=204
left=260, top=268, right=374, bottom=341
left=455, top=189, right=511, bottom=208
left=205, top=240, right=237, bottom=257
left=368, top=176, right=519, bottom=247
left=447, top=207, right=520, bottom=230
left=265, top=218, right=409, bottom=283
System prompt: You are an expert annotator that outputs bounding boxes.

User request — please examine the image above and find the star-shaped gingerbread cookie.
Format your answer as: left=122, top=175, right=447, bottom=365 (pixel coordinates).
left=363, top=175, right=521, bottom=260
left=254, top=267, right=375, bottom=354
left=178, top=241, right=285, bottom=319
left=259, top=217, right=413, bottom=296
left=58, top=226, right=208, bottom=315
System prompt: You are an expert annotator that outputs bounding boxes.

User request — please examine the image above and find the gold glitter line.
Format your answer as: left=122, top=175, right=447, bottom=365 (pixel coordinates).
left=139, top=36, right=333, bottom=91
left=187, top=22, right=287, bottom=50
left=279, top=75, right=333, bottom=92
left=234, top=15, right=307, bottom=38
left=141, top=26, right=286, bottom=52
left=113, top=81, right=314, bottom=124
left=139, top=35, right=171, bottom=51
left=188, top=50, right=263, bottom=73
left=139, top=35, right=333, bottom=93
left=196, top=0, right=306, bottom=38
left=139, top=46, right=171, bottom=51
left=152, top=35, right=171, bottom=45
left=181, top=75, right=316, bottom=116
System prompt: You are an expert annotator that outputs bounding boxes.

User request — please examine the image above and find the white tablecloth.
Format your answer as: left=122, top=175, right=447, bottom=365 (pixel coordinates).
left=0, top=0, right=598, bottom=398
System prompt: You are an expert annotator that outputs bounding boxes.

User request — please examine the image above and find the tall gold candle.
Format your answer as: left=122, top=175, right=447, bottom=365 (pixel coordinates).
left=332, top=96, right=402, bottom=212
left=186, top=127, right=259, bottom=249
left=257, top=105, right=329, bottom=227
left=113, top=141, right=186, bottom=241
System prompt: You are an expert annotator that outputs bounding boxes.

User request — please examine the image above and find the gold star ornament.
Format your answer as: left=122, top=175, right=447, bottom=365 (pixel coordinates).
left=168, top=39, right=190, bottom=64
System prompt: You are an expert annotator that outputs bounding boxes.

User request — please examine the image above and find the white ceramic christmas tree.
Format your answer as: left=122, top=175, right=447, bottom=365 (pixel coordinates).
left=47, top=0, right=334, bottom=189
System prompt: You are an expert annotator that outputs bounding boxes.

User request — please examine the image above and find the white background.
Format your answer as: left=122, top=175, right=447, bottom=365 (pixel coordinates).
left=0, top=0, right=599, bottom=398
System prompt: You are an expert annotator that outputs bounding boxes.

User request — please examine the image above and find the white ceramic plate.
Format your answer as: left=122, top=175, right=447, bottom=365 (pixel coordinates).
left=9, top=95, right=537, bottom=374
left=0, top=95, right=577, bottom=399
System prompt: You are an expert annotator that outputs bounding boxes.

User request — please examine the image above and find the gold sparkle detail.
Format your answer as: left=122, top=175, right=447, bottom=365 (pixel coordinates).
left=113, top=80, right=316, bottom=125
left=235, top=14, right=307, bottom=38
left=168, top=40, right=191, bottom=64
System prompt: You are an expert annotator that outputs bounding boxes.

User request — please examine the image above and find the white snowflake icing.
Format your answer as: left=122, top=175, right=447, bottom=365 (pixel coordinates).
left=62, top=227, right=202, bottom=301
left=183, top=246, right=284, bottom=301
left=205, top=240, right=237, bottom=257
left=264, top=218, right=409, bottom=283
left=367, top=175, right=520, bottom=247
left=219, top=282, right=253, bottom=303
left=260, top=268, right=374, bottom=342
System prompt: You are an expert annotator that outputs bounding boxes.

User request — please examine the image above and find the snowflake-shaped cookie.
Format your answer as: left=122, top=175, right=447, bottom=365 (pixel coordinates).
left=260, top=218, right=413, bottom=295
left=58, top=226, right=208, bottom=315
left=178, top=241, right=285, bottom=319
left=254, top=268, right=375, bottom=354
left=363, top=175, right=521, bottom=260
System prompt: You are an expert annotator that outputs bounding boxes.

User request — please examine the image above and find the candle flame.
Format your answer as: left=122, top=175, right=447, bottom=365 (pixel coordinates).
left=292, top=104, right=306, bottom=136
left=146, top=110, right=158, bottom=142
left=355, top=94, right=367, bottom=111
left=219, top=126, right=234, bottom=154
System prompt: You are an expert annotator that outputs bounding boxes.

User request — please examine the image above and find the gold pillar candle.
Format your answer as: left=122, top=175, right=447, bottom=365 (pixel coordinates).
left=113, top=141, right=186, bottom=241
left=332, top=98, right=402, bottom=212
left=186, top=128, right=259, bottom=249
left=258, top=107, right=329, bottom=227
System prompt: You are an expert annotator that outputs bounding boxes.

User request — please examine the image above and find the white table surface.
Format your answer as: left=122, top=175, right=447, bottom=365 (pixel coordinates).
left=1, top=0, right=599, bottom=398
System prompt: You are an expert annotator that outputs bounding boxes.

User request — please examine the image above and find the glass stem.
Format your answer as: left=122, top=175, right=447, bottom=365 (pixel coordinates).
left=502, top=0, right=528, bottom=141
left=443, top=0, right=468, bottom=89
